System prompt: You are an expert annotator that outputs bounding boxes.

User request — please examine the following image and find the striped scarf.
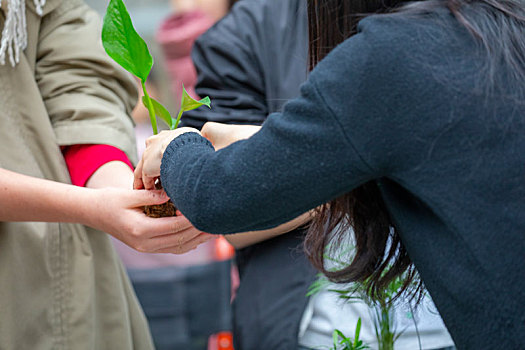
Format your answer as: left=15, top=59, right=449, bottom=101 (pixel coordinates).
left=0, top=0, right=46, bottom=66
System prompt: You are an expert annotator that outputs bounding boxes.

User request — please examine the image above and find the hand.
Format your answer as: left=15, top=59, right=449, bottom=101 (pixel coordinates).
left=201, top=122, right=261, bottom=150
left=134, top=128, right=201, bottom=190
left=84, top=188, right=215, bottom=254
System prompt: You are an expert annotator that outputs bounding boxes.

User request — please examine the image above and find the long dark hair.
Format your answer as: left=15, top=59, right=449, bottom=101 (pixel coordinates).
left=305, top=0, right=525, bottom=300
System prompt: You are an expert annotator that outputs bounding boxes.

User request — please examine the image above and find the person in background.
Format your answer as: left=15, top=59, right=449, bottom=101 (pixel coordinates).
left=157, top=0, right=238, bottom=104
left=0, top=0, right=208, bottom=349
left=136, top=0, right=525, bottom=348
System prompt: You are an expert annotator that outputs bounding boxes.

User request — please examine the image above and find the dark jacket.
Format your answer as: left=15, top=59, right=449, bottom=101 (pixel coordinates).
left=183, top=1, right=316, bottom=349
left=162, top=13, right=525, bottom=350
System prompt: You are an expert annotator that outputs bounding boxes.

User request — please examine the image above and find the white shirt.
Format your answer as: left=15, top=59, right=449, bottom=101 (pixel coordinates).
left=298, top=285, right=455, bottom=349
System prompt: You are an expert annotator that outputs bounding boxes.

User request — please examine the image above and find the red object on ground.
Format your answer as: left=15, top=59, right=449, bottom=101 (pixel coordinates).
left=214, top=236, right=236, bottom=261
left=208, top=331, right=234, bottom=350
left=63, top=144, right=133, bottom=186
left=213, top=237, right=239, bottom=302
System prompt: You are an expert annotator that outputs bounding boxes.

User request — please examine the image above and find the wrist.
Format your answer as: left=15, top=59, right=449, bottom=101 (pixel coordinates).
left=66, top=187, right=100, bottom=228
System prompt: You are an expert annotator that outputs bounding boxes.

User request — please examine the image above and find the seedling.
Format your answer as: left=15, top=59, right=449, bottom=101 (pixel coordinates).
left=330, top=319, right=369, bottom=350
left=101, top=0, right=210, bottom=135
left=101, top=0, right=210, bottom=218
left=308, top=246, right=423, bottom=350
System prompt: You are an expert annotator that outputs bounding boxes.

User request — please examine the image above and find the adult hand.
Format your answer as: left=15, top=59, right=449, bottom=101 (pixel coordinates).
left=134, top=128, right=201, bottom=190
left=84, top=188, right=214, bottom=254
left=201, top=122, right=261, bottom=150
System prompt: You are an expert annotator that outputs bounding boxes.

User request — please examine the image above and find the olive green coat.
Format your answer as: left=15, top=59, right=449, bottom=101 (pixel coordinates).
left=0, top=1, right=154, bottom=349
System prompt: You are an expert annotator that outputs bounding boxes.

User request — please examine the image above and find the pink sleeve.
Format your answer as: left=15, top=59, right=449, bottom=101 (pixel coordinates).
left=63, top=144, right=134, bottom=187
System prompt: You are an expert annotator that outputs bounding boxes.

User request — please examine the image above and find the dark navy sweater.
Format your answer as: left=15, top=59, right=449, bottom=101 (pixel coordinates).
left=161, top=12, right=525, bottom=349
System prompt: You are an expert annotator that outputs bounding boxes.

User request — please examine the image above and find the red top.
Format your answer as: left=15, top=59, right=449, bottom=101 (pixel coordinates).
left=62, top=144, right=133, bottom=187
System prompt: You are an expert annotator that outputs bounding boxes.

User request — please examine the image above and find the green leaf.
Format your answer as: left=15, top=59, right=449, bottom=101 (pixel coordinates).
left=143, top=96, right=173, bottom=129
left=306, top=274, right=330, bottom=297
left=180, top=85, right=211, bottom=112
left=354, top=318, right=362, bottom=347
left=340, top=337, right=353, bottom=347
left=102, top=0, right=152, bottom=81
left=173, top=85, right=211, bottom=129
left=332, top=330, right=340, bottom=349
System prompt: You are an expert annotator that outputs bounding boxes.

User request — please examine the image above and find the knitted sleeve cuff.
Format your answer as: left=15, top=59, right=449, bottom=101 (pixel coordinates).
left=160, top=132, right=214, bottom=181
left=168, top=132, right=212, bottom=149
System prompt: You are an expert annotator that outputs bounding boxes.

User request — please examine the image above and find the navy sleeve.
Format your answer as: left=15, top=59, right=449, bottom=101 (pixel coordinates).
left=181, top=1, right=269, bottom=128
left=161, top=28, right=383, bottom=234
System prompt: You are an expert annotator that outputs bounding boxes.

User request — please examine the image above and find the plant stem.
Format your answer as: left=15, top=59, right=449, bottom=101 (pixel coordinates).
left=409, top=303, right=422, bottom=350
left=173, top=107, right=184, bottom=130
left=141, top=79, right=158, bottom=135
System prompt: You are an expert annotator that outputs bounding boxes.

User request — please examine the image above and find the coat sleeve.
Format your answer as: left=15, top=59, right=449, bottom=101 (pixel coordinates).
left=35, top=0, right=139, bottom=163
left=181, top=1, right=270, bottom=129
